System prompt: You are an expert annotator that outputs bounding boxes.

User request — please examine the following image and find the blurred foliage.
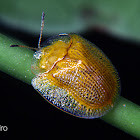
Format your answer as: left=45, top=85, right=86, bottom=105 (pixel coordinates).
left=0, top=0, right=140, bottom=41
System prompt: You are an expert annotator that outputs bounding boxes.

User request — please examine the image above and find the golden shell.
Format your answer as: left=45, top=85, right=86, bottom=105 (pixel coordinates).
left=31, top=33, right=120, bottom=118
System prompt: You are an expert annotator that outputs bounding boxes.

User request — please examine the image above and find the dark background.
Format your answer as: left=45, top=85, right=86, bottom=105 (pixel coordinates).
left=0, top=25, right=140, bottom=139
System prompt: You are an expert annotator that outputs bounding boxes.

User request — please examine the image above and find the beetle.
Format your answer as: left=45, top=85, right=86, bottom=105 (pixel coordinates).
left=11, top=12, right=120, bottom=118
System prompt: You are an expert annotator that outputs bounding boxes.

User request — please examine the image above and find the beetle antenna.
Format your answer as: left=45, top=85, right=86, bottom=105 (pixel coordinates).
left=10, top=45, right=38, bottom=50
left=38, top=12, right=45, bottom=49
left=10, top=12, right=45, bottom=50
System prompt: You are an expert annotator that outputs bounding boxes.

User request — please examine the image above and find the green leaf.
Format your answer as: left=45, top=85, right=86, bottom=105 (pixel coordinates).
left=0, top=0, right=140, bottom=41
